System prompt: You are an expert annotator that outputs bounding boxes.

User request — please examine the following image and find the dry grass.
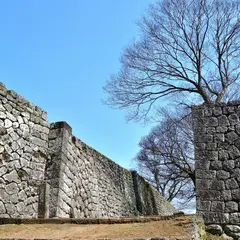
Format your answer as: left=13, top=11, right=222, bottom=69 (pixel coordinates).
left=206, top=233, right=224, bottom=240
left=0, top=216, right=191, bottom=240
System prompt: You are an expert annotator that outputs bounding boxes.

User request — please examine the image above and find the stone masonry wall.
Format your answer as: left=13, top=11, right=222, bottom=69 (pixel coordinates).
left=132, top=171, right=178, bottom=216
left=0, top=83, right=50, bottom=218
left=192, top=101, right=240, bottom=238
left=0, top=82, right=177, bottom=219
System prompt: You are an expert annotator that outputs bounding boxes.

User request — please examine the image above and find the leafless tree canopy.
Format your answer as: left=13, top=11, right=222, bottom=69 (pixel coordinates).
left=136, top=112, right=195, bottom=206
left=104, top=0, right=240, bottom=120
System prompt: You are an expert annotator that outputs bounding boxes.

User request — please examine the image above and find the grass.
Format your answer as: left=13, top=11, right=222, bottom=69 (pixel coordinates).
left=0, top=216, right=191, bottom=240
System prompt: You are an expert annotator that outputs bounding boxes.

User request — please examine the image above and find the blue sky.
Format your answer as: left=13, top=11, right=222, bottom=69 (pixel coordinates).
left=0, top=0, right=155, bottom=169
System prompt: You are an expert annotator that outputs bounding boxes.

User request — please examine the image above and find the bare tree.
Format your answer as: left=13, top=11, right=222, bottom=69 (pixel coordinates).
left=104, top=0, right=240, bottom=121
left=136, top=112, right=195, bottom=207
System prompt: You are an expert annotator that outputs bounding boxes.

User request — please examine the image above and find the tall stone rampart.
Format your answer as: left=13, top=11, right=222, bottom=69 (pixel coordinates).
left=0, top=82, right=177, bottom=219
left=193, top=101, right=240, bottom=238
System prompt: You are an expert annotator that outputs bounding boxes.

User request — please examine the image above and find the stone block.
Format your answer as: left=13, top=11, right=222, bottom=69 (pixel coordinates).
left=201, top=211, right=229, bottom=224
left=197, top=190, right=223, bottom=200
left=225, top=179, right=239, bottom=190
left=211, top=201, right=225, bottom=212
left=224, top=225, right=240, bottom=239
left=216, top=170, right=230, bottom=180
left=229, top=213, right=240, bottom=224
left=196, top=179, right=210, bottom=190
left=213, top=107, right=222, bottom=116
left=225, top=201, right=238, bottom=213
left=223, top=160, right=235, bottom=171
left=210, top=161, right=222, bottom=170
left=232, top=189, right=240, bottom=200
left=196, top=200, right=211, bottom=211
left=223, top=106, right=235, bottom=114
left=219, top=150, right=229, bottom=161
left=218, top=115, right=230, bottom=126
left=210, top=180, right=225, bottom=191
left=5, top=182, right=18, bottom=195
left=38, top=182, right=50, bottom=218
left=228, top=114, right=239, bottom=125
left=195, top=158, right=210, bottom=170
left=206, top=224, right=223, bottom=235
left=0, top=201, right=6, bottom=214
left=216, top=126, right=228, bottom=133
left=205, top=117, right=218, bottom=127
left=196, top=170, right=216, bottom=179
left=206, top=143, right=217, bottom=150
left=214, top=133, right=225, bottom=143
left=226, top=131, right=238, bottom=143
left=229, top=146, right=240, bottom=159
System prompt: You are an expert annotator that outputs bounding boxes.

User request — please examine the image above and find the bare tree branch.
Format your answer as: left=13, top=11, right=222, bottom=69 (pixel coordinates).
left=135, top=111, right=195, bottom=206
left=104, top=0, right=240, bottom=121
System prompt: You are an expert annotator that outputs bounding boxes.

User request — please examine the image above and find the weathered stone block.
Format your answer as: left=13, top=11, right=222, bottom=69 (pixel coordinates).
left=219, top=150, right=229, bottom=161
left=197, top=190, right=223, bottom=200
left=0, top=201, right=6, bottom=214
left=225, top=179, right=239, bottom=190
left=224, top=225, right=240, bottom=239
left=205, top=117, right=218, bottom=127
left=229, top=146, right=240, bottom=159
left=218, top=115, right=230, bottom=126
left=196, top=200, right=211, bottom=211
left=201, top=211, right=229, bottom=224
left=206, top=224, right=223, bottom=235
left=195, top=158, right=210, bottom=170
left=207, top=127, right=216, bottom=134
left=235, top=158, right=240, bottom=168
left=210, top=161, right=222, bottom=170
left=211, top=201, right=225, bottom=212
left=231, top=189, right=240, bottom=200
left=213, top=107, right=222, bottom=116
left=223, top=106, right=235, bottom=115
left=214, top=133, right=225, bottom=143
left=5, top=182, right=18, bottom=195
left=229, top=213, right=240, bottom=224
left=226, top=131, right=238, bottom=143
left=216, top=126, right=228, bottom=133
left=210, top=180, right=225, bottom=191
left=206, top=143, right=217, bottom=150
left=196, top=170, right=216, bottom=179
left=196, top=179, right=210, bottom=190
left=222, top=190, right=232, bottom=201
left=229, top=114, right=239, bottom=125
left=216, top=170, right=230, bottom=180
left=225, top=202, right=238, bottom=213
left=223, top=160, right=235, bottom=171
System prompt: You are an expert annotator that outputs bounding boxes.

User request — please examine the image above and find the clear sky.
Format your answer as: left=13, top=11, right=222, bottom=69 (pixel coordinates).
left=0, top=0, right=155, bottom=169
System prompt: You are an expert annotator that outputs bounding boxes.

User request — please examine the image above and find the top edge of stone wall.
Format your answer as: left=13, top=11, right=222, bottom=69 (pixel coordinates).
left=71, top=134, right=132, bottom=175
left=0, top=82, right=48, bottom=120
left=192, top=100, right=240, bottom=110
left=1, top=81, right=132, bottom=176
left=50, top=120, right=132, bottom=175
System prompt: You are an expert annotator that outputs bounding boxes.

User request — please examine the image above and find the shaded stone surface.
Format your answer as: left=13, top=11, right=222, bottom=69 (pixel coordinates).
left=193, top=101, right=240, bottom=239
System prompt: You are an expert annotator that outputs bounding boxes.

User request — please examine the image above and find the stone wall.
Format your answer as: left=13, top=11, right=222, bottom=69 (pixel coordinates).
left=132, top=171, right=177, bottom=216
left=192, top=101, right=240, bottom=238
left=0, top=82, right=177, bottom=219
left=0, top=83, right=50, bottom=218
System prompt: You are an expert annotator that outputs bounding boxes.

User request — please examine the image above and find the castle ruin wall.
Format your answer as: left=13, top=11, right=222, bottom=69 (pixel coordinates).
left=0, top=82, right=177, bottom=219
left=193, top=101, right=240, bottom=238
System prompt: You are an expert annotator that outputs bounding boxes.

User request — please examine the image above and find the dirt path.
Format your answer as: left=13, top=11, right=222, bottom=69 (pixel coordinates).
left=0, top=216, right=191, bottom=240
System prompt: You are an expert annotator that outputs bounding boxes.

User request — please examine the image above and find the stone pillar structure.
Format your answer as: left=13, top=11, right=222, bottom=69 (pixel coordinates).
left=46, top=121, right=72, bottom=218
left=38, top=181, right=50, bottom=218
left=192, top=102, right=240, bottom=238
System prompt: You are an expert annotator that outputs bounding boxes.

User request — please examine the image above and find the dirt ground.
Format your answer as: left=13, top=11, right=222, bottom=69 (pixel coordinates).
left=0, top=216, right=191, bottom=240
